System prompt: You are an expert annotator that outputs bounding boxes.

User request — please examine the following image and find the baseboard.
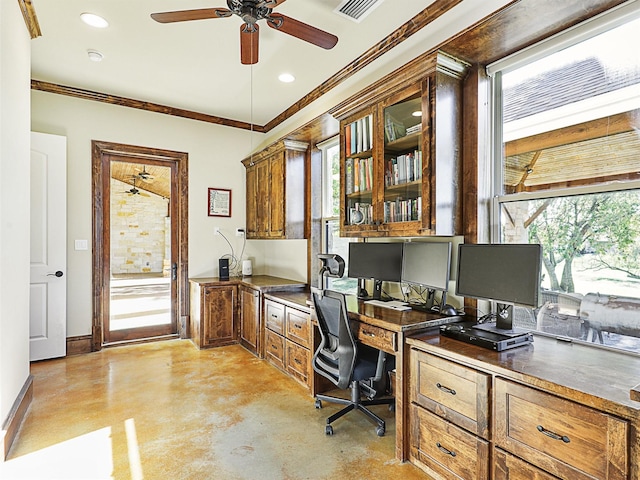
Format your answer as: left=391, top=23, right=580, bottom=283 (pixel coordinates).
left=1, top=375, right=33, bottom=460
left=66, top=335, right=93, bottom=356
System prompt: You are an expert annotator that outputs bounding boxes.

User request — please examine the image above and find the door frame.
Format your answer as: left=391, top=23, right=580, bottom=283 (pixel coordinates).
left=92, top=140, right=189, bottom=351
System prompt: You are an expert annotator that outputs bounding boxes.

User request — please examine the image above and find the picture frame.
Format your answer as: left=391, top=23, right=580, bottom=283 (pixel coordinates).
left=208, top=188, right=231, bottom=217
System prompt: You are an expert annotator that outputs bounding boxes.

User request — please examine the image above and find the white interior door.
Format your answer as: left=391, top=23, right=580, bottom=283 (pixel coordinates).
left=30, top=132, right=67, bottom=361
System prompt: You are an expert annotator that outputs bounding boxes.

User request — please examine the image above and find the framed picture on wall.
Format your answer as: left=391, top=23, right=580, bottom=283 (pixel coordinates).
left=208, top=188, right=231, bottom=217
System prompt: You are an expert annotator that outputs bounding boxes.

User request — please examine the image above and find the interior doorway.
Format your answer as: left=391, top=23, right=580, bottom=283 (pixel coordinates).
left=92, top=141, right=188, bottom=349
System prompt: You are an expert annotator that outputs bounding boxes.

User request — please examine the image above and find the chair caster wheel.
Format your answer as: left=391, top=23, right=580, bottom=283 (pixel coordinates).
left=376, top=426, right=385, bottom=437
left=325, top=425, right=334, bottom=436
left=315, top=399, right=322, bottom=409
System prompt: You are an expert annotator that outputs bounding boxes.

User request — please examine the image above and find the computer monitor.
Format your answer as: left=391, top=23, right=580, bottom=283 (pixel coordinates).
left=348, top=242, right=403, bottom=300
left=456, top=243, right=542, bottom=335
left=401, top=242, right=452, bottom=311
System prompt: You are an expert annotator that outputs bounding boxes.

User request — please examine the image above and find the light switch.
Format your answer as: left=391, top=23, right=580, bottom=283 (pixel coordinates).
left=75, top=239, right=88, bottom=251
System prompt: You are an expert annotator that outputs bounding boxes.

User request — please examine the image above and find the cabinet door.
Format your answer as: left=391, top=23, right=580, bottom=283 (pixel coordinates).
left=202, top=285, right=237, bottom=348
left=268, top=152, right=285, bottom=238
left=255, top=160, right=270, bottom=237
left=380, top=84, right=425, bottom=236
left=239, top=285, right=260, bottom=355
left=245, top=164, right=258, bottom=237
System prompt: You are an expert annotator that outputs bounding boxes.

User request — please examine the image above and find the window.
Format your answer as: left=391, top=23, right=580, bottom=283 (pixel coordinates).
left=490, top=4, right=640, bottom=353
left=319, top=137, right=357, bottom=293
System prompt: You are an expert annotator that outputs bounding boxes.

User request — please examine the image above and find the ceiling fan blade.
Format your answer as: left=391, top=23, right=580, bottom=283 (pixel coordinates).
left=267, top=14, right=338, bottom=50
left=240, top=24, right=259, bottom=65
left=151, top=8, right=232, bottom=24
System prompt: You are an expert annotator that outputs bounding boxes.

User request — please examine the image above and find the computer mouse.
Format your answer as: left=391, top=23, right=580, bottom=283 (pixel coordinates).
left=440, top=304, right=458, bottom=316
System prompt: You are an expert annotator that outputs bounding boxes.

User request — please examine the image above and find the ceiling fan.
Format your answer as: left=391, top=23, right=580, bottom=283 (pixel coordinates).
left=134, top=166, right=154, bottom=181
left=151, top=0, right=339, bottom=65
left=125, top=179, right=150, bottom=197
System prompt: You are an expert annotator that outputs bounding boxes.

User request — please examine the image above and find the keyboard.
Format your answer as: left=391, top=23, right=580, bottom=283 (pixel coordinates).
left=364, top=299, right=412, bottom=311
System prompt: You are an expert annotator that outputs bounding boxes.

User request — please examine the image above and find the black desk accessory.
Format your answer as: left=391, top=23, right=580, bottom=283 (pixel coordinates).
left=440, top=321, right=533, bottom=351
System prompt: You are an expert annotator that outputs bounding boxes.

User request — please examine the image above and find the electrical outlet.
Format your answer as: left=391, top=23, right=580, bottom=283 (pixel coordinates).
left=214, top=227, right=220, bottom=235
left=236, top=228, right=245, bottom=237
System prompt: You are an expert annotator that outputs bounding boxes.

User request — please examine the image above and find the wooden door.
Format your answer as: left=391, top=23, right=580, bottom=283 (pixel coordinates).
left=269, top=152, right=285, bottom=238
left=255, top=160, right=270, bottom=237
left=245, top=164, right=258, bottom=237
left=239, top=285, right=260, bottom=355
left=202, top=285, right=237, bottom=348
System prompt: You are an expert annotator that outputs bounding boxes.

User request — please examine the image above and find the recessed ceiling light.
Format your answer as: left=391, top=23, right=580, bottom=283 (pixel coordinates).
left=412, top=110, right=422, bottom=117
left=278, top=73, right=295, bottom=83
left=87, top=50, right=104, bottom=62
left=80, top=13, right=109, bottom=28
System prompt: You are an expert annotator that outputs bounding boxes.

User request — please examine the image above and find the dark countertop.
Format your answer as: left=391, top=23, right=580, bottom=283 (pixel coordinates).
left=189, top=275, right=307, bottom=292
left=407, top=328, right=640, bottom=418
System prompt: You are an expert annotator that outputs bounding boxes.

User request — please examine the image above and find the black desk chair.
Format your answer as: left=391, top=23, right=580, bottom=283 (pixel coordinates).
left=311, top=288, right=395, bottom=436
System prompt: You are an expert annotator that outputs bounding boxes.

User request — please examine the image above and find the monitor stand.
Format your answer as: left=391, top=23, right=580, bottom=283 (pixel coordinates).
left=372, top=279, right=383, bottom=300
left=409, top=289, right=436, bottom=312
left=472, top=303, right=530, bottom=338
left=357, top=278, right=386, bottom=301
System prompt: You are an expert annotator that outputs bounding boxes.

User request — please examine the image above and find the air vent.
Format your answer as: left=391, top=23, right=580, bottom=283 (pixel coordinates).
left=334, top=0, right=384, bottom=23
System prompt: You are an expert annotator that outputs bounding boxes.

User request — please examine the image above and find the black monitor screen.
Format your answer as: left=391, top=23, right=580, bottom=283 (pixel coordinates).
left=401, top=242, right=451, bottom=291
left=348, top=242, right=403, bottom=282
left=456, top=243, right=542, bottom=308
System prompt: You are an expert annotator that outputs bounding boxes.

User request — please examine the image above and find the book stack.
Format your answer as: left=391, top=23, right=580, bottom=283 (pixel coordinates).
left=385, top=150, right=422, bottom=186
left=383, top=197, right=422, bottom=223
left=345, top=157, right=373, bottom=194
left=405, top=123, right=421, bottom=135
left=345, top=115, right=374, bottom=156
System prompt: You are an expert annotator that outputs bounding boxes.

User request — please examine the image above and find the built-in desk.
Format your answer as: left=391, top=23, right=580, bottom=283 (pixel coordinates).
left=342, top=297, right=458, bottom=461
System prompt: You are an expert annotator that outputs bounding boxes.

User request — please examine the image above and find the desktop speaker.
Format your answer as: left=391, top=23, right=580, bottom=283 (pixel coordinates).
left=219, top=257, right=230, bottom=280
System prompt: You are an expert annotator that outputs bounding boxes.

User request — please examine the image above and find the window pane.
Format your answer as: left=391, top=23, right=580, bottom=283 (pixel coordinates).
left=500, top=190, right=640, bottom=353
left=323, top=219, right=357, bottom=294
left=323, top=143, right=341, bottom=218
left=501, top=17, right=640, bottom=195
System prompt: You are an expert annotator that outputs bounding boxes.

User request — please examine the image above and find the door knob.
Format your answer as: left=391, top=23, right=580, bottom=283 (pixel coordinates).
left=47, top=271, right=64, bottom=277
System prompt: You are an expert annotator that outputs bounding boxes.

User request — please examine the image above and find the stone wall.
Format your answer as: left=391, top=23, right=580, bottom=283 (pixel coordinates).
left=110, top=178, right=169, bottom=275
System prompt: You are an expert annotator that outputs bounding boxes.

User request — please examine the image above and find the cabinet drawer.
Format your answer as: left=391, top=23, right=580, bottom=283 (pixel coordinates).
left=410, top=404, right=489, bottom=480
left=286, top=307, right=311, bottom=348
left=410, top=348, right=490, bottom=438
left=264, top=299, right=285, bottom=335
left=494, top=378, right=628, bottom=480
left=352, top=321, right=396, bottom=354
left=494, top=448, right=558, bottom=480
left=264, top=329, right=285, bottom=371
left=286, top=340, right=310, bottom=386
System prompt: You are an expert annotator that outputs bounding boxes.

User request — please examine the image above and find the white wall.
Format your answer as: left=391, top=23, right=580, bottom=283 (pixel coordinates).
left=31, top=92, right=310, bottom=337
left=0, top=0, right=32, bottom=423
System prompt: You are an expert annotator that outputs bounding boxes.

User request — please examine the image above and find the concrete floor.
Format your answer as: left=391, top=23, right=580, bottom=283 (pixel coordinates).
left=3, top=340, right=429, bottom=479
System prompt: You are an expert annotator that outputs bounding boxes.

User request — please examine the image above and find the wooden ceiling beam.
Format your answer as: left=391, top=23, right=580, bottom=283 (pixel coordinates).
left=505, top=110, right=639, bottom=157
left=18, top=0, right=41, bottom=39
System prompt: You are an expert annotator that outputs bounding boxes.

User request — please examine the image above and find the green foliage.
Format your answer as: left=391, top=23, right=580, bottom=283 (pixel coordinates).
left=526, top=191, right=640, bottom=292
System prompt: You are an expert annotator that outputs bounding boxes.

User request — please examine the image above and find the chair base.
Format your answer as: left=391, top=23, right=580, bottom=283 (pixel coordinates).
left=315, top=381, right=394, bottom=437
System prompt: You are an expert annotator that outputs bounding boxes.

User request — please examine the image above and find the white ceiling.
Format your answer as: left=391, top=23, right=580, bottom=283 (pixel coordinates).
left=30, top=1, right=505, bottom=128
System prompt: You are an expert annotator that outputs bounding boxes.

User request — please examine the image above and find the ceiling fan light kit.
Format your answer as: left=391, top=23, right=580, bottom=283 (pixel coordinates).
left=151, top=0, right=338, bottom=65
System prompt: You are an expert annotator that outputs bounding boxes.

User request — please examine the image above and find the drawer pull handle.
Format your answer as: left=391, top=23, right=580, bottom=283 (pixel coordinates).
left=436, top=442, right=456, bottom=457
left=294, top=324, right=302, bottom=329
left=271, top=344, right=278, bottom=349
left=436, top=383, right=456, bottom=396
left=537, top=425, right=570, bottom=443
left=294, top=358, right=302, bottom=365
left=361, top=329, right=376, bottom=337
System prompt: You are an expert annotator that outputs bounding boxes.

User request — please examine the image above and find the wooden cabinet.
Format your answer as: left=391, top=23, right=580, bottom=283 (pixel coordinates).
left=407, top=333, right=636, bottom=480
left=242, top=140, right=308, bottom=239
left=190, top=282, right=237, bottom=349
left=239, top=285, right=261, bottom=355
left=495, top=378, right=628, bottom=480
left=409, top=347, right=490, bottom=479
left=332, top=51, right=468, bottom=237
left=263, top=297, right=313, bottom=389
